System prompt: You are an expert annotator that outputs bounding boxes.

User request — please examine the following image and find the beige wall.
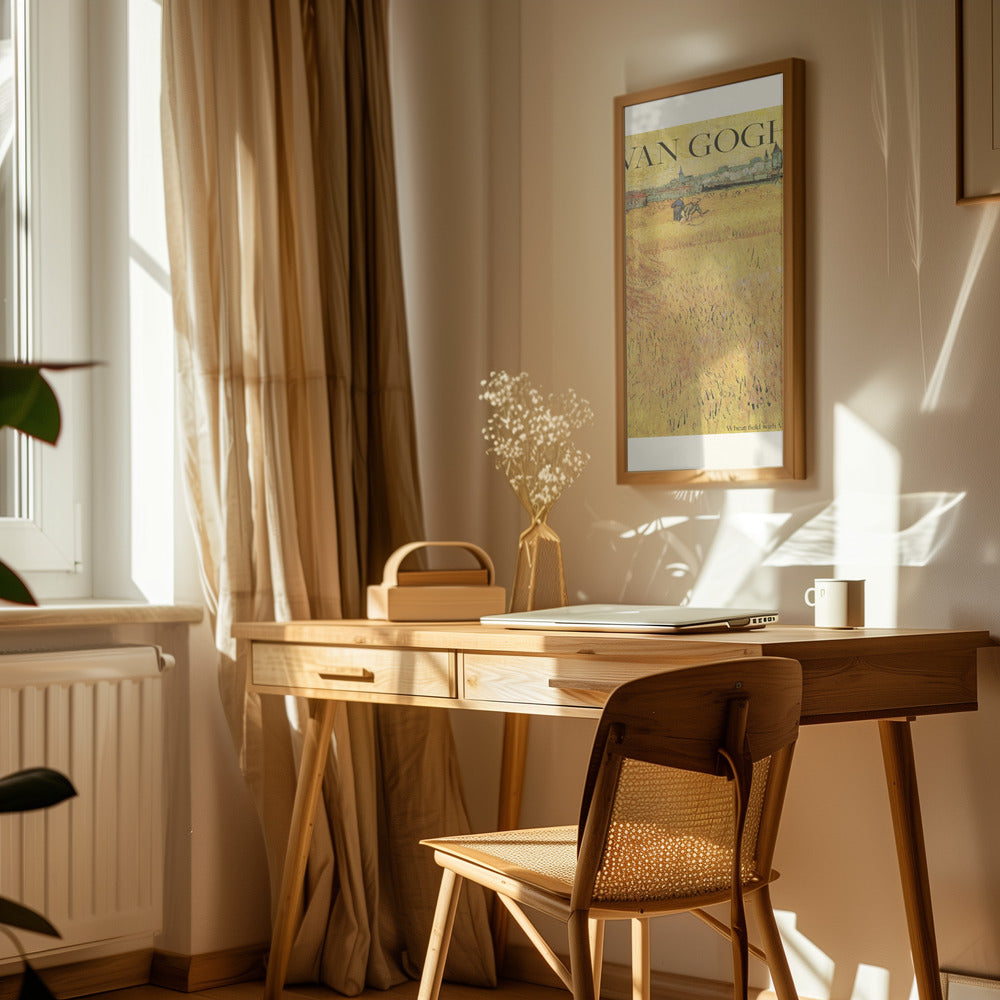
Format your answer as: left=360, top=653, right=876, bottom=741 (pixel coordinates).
left=391, top=1, right=1000, bottom=998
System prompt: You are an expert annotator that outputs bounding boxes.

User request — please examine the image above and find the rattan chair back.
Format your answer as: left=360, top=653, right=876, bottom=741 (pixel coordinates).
left=573, top=657, right=802, bottom=911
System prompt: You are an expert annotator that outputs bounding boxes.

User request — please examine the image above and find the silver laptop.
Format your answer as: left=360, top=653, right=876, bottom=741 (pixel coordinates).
left=481, top=603, right=778, bottom=634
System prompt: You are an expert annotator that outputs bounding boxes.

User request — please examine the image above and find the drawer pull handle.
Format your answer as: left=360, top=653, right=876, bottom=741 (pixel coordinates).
left=547, top=677, right=618, bottom=694
left=317, top=668, right=375, bottom=683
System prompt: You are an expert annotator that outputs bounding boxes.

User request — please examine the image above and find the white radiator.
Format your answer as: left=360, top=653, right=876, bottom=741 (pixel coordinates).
left=0, top=646, right=168, bottom=959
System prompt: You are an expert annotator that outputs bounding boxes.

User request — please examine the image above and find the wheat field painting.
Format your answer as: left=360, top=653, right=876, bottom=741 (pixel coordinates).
left=624, top=179, right=783, bottom=440
left=616, top=60, right=803, bottom=482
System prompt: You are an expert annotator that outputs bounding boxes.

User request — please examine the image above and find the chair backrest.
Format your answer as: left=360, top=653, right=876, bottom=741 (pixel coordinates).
left=572, top=656, right=802, bottom=910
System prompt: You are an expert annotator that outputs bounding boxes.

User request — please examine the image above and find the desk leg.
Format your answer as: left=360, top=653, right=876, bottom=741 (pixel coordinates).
left=264, top=699, right=337, bottom=1000
left=491, top=713, right=530, bottom=968
left=878, top=719, right=943, bottom=1000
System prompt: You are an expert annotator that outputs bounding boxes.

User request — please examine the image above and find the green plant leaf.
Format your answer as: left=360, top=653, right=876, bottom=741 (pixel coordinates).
left=19, top=961, right=58, bottom=1000
left=0, top=768, right=76, bottom=813
left=0, top=898, right=60, bottom=938
left=0, top=361, right=98, bottom=444
left=0, top=561, right=36, bottom=606
left=0, top=365, right=61, bottom=444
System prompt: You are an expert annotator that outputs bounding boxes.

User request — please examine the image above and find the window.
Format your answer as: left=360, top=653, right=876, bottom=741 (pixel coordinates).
left=0, top=0, right=91, bottom=600
left=0, top=0, right=23, bottom=516
left=1, top=1, right=180, bottom=605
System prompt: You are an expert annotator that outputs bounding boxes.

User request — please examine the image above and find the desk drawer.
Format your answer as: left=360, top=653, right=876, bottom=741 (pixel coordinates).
left=253, top=643, right=456, bottom=698
left=463, top=654, right=656, bottom=710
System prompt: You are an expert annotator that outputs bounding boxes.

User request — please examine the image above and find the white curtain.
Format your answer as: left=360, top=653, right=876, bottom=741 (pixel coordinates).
left=160, top=0, right=496, bottom=992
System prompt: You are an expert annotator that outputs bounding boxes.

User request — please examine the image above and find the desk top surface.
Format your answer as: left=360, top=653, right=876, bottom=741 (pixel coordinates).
left=233, top=619, right=993, bottom=660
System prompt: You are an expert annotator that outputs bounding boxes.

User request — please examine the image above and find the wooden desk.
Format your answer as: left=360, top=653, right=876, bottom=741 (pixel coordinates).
left=233, top=620, right=991, bottom=1000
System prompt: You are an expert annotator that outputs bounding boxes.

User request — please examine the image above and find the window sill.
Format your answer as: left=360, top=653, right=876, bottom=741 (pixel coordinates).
left=0, top=600, right=204, bottom=630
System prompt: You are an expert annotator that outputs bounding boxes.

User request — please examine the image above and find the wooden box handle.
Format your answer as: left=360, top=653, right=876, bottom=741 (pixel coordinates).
left=380, top=541, right=497, bottom=586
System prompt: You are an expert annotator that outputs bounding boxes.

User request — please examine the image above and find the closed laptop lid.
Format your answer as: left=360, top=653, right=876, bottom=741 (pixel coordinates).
left=481, top=603, right=778, bottom=634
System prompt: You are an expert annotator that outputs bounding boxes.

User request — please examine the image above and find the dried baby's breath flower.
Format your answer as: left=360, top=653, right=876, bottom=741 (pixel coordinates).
left=479, top=370, right=593, bottom=522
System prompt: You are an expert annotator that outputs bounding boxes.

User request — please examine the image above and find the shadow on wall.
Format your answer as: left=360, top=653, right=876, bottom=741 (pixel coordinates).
left=582, top=486, right=964, bottom=615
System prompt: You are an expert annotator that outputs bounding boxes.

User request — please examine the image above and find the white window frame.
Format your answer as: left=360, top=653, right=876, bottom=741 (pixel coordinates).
left=0, top=0, right=91, bottom=600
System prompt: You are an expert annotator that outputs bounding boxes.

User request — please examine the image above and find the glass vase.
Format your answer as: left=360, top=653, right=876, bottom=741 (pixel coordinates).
left=509, top=518, right=567, bottom=612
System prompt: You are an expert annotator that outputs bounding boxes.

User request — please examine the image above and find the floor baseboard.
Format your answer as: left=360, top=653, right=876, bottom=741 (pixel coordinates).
left=0, top=949, right=153, bottom=1000
left=150, top=944, right=268, bottom=993
left=0, top=944, right=269, bottom=998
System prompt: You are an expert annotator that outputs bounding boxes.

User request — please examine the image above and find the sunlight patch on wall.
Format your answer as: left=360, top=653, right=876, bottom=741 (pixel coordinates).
left=901, top=0, right=926, bottom=391
left=774, top=909, right=835, bottom=1000
left=611, top=409, right=962, bottom=618
left=763, top=492, right=964, bottom=570
left=620, top=515, right=690, bottom=538
left=922, top=204, right=999, bottom=412
left=771, top=912, right=894, bottom=1000
left=851, top=964, right=891, bottom=1000
left=613, top=489, right=964, bottom=610
left=870, top=1, right=890, bottom=275
left=833, top=404, right=899, bottom=625
left=687, top=489, right=783, bottom=606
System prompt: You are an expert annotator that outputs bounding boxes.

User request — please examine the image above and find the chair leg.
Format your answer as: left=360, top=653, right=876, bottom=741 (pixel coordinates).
left=568, top=911, right=597, bottom=1000
left=749, top=886, right=798, bottom=1000
left=589, top=918, right=606, bottom=998
left=631, top=918, right=650, bottom=1000
left=732, top=914, right=749, bottom=1000
left=418, top=867, right=464, bottom=1000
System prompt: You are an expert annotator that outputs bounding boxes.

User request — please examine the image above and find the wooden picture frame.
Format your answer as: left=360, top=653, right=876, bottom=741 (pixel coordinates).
left=615, top=58, right=805, bottom=485
left=956, top=0, right=1000, bottom=203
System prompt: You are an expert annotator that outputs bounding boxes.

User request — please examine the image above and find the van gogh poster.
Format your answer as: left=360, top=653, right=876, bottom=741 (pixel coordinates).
left=622, top=72, right=786, bottom=475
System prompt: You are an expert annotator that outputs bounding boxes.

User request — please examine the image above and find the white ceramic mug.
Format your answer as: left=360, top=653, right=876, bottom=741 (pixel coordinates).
left=804, top=578, right=865, bottom=628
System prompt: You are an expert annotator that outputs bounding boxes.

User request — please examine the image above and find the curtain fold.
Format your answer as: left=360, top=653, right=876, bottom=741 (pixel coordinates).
left=160, top=0, right=495, bottom=993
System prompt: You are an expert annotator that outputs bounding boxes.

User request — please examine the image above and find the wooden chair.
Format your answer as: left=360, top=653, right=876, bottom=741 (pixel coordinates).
left=416, top=656, right=803, bottom=1000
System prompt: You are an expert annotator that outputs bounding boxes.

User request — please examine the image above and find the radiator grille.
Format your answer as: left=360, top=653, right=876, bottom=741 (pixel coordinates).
left=0, top=646, right=165, bottom=958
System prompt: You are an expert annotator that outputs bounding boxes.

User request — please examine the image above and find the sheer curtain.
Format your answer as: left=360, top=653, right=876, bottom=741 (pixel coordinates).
left=160, top=0, right=495, bottom=993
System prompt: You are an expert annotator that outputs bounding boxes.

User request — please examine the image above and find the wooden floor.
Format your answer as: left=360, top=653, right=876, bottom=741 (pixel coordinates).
left=99, top=980, right=564, bottom=1000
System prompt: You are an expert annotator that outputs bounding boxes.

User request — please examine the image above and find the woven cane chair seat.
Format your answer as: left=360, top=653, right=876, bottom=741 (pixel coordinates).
left=427, top=825, right=578, bottom=896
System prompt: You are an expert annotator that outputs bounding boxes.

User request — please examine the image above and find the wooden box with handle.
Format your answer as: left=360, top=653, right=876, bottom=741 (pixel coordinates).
left=366, top=541, right=507, bottom=621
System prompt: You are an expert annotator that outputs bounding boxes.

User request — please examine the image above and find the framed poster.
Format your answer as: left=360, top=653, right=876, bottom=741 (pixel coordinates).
left=615, top=58, right=805, bottom=484
left=956, top=0, right=1000, bottom=203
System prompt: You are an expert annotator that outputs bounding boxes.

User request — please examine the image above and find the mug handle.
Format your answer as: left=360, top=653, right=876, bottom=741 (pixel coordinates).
left=804, top=586, right=816, bottom=607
